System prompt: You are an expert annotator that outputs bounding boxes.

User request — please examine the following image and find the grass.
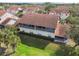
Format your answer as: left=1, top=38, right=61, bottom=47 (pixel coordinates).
left=13, top=33, right=61, bottom=56
left=14, top=43, right=60, bottom=56
left=14, top=43, right=49, bottom=56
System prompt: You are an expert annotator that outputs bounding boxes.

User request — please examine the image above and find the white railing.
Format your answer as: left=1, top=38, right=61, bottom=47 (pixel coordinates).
left=19, top=27, right=68, bottom=43
left=19, top=27, right=55, bottom=38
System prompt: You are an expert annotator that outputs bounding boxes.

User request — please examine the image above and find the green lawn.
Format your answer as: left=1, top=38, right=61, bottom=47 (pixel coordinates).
left=14, top=33, right=61, bottom=56
left=14, top=43, right=60, bottom=56
left=15, top=43, right=49, bottom=56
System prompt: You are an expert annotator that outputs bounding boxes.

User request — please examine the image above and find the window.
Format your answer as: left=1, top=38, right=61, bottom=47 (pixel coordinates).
left=19, top=24, right=34, bottom=29
left=36, top=26, right=46, bottom=30
left=18, top=24, right=55, bottom=33
left=36, top=26, right=55, bottom=32
left=55, top=36, right=67, bottom=41
left=46, top=28, right=55, bottom=33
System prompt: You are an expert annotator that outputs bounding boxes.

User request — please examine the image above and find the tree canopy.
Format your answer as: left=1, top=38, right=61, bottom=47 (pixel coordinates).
left=0, top=27, right=21, bottom=55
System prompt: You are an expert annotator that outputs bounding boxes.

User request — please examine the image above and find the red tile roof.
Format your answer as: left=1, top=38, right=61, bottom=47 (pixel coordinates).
left=55, top=21, right=66, bottom=37
left=25, top=5, right=45, bottom=10
left=50, top=6, right=69, bottom=14
left=1, top=18, right=11, bottom=25
left=7, top=5, right=44, bottom=14
left=0, top=10, right=6, bottom=16
left=16, top=13, right=60, bottom=28
left=7, top=6, right=23, bottom=11
left=24, top=5, right=45, bottom=13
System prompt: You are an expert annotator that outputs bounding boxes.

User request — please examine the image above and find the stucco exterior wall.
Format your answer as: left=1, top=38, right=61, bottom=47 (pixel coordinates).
left=19, top=27, right=55, bottom=38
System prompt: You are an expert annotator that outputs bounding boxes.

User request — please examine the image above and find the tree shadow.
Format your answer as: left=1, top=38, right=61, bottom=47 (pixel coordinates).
left=50, top=45, right=74, bottom=56
left=51, top=45, right=66, bottom=56
left=17, top=32, right=54, bottom=49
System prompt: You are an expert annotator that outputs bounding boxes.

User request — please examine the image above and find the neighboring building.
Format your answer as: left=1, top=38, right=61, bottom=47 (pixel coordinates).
left=49, top=6, right=70, bottom=20
left=0, top=10, right=5, bottom=29
left=16, top=13, right=67, bottom=43
left=7, top=5, right=45, bottom=14
left=1, top=18, right=17, bottom=26
left=7, top=6, right=24, bottom=15
left=25, top=5, right=45, bottom=14
left=54, top=21, right=67, bottom=43
left=0, top=10, right=6, bottom=17
left=0, top=12, right=19, bottom=25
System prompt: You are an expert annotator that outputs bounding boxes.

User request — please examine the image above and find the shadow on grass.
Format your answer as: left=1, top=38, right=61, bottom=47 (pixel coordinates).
left=50, top=45, right=65, bottom=56
left=50, top=45, right=74, bottom=56
left=17, top=32, right=54, bottom=49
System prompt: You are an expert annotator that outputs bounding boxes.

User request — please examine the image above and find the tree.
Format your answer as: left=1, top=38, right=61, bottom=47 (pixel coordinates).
left=69, top=6, right=79, bottom=17
left=0, top=27, right=21, bottom=55
left=35, top=10, right=47, bottom=14
left=66, top=16, right=79, bottom=48
left=44, top=2, right=56, bottom=13
left=56, top=13, right=79, bottom=55
left=54, top=45, right=79, bottom=56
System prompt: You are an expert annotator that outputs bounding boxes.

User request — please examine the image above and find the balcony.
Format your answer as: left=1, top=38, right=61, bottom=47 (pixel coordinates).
left=19, top=27, right=55, bottom=38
